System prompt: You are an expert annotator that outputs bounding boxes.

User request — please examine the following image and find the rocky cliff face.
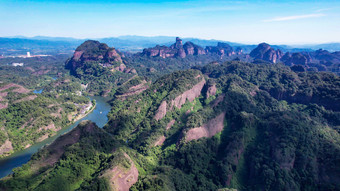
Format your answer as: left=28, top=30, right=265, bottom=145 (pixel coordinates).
left=250, top=43, right=283, bottom=63
left=313, top=49, right=340, bottom=63
left=170, top=78, right=206, bottom=109
left=142, top=37, right=205, bottom=58
left=154, top=101, right=167, bottom=121
left=141, top=37, right=246, bottom=60
left=206, top=82, right=217, bottom=98
left=205, top=42, right=241, bottom=58
left=281, top=52, right=310, bottom=66
left=279, top=49, right=340, bottom=74
left=154, top=76, right=206, bottom=121
left=65, top=40, right=136, bottom=74
left=183, top=41, right=206, bottom=56
left=185, top=112, right=225, bottom=142
left=101, top=152, right=139, bottom=191
left=116, top=80, right=149, bottom=101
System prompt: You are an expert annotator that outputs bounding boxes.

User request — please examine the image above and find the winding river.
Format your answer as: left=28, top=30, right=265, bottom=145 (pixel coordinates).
left=0, top=96, right=111, bottom=178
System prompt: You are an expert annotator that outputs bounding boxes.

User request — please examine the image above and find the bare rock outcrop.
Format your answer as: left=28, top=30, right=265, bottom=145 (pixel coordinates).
left=250, top=43, right=283, bottom=63
left=13, top=95, right=37, bottom=103
left=166, top=119, right=176, bottom=130
left=66, top=40, right=126, bottom=74
left=205, top=42, right=238, bottom=58
left=37, top=123, right=60, bottom=133
left=281, top=52, right=309, bottom=66
left=185, top=112, right=225, bottom=142
left=206, top=83, right=217, bottom=98
left=117, top=81, right=149, bottom=101
left=212, top=93, right=225, bottom=107
left=106, top=49, right=123, bottom=63
left=171, top=78, right=206, bottom=109
left=0, top=83, right=30, bottom=94
left=142, top=37, right=205, bottom=58
left=72, top=51, right=83, bottom=61
left=154, top=136, right=166, bottom=146
left=154, top=101, right=167, bottom=121
left=103, top=152, right=139, bottom=191
left=154, top=78, right=206, bottom=121
left=0, top=139, right=13, bottom=156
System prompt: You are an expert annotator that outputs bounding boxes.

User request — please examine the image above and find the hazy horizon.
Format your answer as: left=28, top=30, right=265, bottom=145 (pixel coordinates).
left=2, top=34, right=340, bottom=47
left=1, top=0, right=340, bottom=45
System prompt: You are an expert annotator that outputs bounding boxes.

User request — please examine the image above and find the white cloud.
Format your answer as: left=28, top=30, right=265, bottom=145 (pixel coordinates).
left=316, top=8, right=332, bottom=12
left=263, top=13, right=325, bottom=22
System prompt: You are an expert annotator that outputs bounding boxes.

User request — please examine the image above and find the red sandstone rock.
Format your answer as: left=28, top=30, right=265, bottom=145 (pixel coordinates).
left=154, top=101, right=167, bottom=121
left=154, top=135, right=166, bottom=146
left=207, top=84, right=217, bottom=98
left=171, top=78, right=206, bottom=109
left=185, top=113, right=225, bottom=142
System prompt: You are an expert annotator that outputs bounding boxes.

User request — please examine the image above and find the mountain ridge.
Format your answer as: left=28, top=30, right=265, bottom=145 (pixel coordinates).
left=4, top=36, right=340, bottom=53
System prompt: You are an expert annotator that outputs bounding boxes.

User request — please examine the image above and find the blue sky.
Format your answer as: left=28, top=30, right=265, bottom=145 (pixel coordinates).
left=1, top=0, right=340, bottom=44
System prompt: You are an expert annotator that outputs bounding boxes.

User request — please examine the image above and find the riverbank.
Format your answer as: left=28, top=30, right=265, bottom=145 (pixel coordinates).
left=0, top=96, right=111, bottom=178
left=0, top=99, right=97, bottom=159
left=73, top=100, right=96, bottom=122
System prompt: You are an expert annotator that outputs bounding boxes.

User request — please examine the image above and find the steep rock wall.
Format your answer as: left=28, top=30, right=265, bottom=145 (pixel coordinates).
left=185, top=112, right=225, bottom=142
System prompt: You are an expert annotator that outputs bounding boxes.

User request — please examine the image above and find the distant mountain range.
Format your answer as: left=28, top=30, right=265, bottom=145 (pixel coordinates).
left=2, top=36, right=340, bottom=54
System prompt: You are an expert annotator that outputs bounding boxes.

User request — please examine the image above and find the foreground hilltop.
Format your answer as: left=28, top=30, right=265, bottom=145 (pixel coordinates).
left=2, top=60, right=339, bottom=191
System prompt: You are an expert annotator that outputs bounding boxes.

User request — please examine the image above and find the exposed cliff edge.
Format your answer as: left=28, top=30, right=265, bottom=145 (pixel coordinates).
left=185, top=112, right=225, bottom=142
left=142, top=37, right=243, bottom=59
left=142, top=37, right=206, bottom=58
left=154, top=77, right=206, bottom=121
left=154, top=100, right=167, bottom=121
left=101, top=152, right=139, bottom=191
left=34, top=120, right=100, bottom=168
left=250, top=43, right=283, bottom=63
left=116, top=79, right=149, bottom=100
left=65, top=40, right=135, bottom=75
left=206, top=42, right=242, bottom=58
left=171, top=78, right=206, bottom=109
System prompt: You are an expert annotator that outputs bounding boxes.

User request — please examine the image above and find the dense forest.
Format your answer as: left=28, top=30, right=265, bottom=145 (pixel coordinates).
left=1, top=58, right=339, bottom=190
left=0, top=59, right=93, bottom=158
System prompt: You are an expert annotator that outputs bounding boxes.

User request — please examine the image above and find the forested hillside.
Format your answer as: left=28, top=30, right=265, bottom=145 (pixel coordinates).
left=0, top=59, right=93, bottom=158
left=2, top=60, right=339, bottom=191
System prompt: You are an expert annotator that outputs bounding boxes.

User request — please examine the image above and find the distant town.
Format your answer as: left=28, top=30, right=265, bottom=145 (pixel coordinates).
left=0, top=52, right=51, bottom=59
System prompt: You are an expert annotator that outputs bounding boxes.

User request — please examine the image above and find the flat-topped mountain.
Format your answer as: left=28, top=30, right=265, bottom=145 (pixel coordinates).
left=142, top=37, right=243, bottom=59
left=65, top=40, right=137, bottom=96
left=205, top=42, right=242, bottom=58
left=65, top=40, right=124, bottom=73
left=141, top=37, right=206, bottom=58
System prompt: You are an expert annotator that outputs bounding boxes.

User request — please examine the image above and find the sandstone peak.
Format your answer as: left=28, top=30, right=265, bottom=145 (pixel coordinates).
left=142, top=37, right=205, bottom=58
left=66, top=40, right=125, bottom=74
left=176, top=37, right=183, bottom=45
left=205, top=42, right=239, bottom=58
left=250, top=42, right=283, bottom=63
